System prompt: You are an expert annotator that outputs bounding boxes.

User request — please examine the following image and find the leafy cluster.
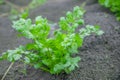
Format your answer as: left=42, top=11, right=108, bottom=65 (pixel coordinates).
left=0, top=6, right=104, bottom=74
left=99, top=0, right=120, bottom=20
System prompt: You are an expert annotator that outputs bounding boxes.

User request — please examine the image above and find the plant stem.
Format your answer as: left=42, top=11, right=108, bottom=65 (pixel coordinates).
left=1, top=62, right=14, bottom=80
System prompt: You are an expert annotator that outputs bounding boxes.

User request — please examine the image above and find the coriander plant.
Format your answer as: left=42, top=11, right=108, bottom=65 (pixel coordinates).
left=0, top=6, right=104, bottom=74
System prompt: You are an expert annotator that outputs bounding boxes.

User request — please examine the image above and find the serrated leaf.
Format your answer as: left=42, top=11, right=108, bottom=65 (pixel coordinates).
left=24, top=57, right=30, bottom=64
left=26, top=43, right=36, bottom=50
left=42, top=59, right=51, bottom=66
left=68, top=65, right=75, bottom=72
left=13, top=54, right=22, bottom=61
left=64, top=61, right=71, bottom=67
left=34, top=63, right=42, bottom=69
left=53, top=63, right=64, bottom=73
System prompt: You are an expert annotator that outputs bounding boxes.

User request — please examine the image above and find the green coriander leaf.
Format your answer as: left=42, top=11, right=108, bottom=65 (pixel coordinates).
left=24, top=57, right=30, bottom=64
left=13, top=54, right=22, bottom=61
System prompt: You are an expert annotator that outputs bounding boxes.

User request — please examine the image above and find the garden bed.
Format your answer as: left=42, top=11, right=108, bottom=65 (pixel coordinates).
left=0, top=0, right=120, bottom=80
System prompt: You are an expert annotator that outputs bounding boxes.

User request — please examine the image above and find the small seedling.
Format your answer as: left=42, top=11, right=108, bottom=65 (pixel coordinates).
left=1, top=0, right=46, bottom=19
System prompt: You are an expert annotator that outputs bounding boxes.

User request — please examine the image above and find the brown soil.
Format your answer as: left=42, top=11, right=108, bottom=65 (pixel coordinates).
left=0, top=0, right=120, bottom=80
